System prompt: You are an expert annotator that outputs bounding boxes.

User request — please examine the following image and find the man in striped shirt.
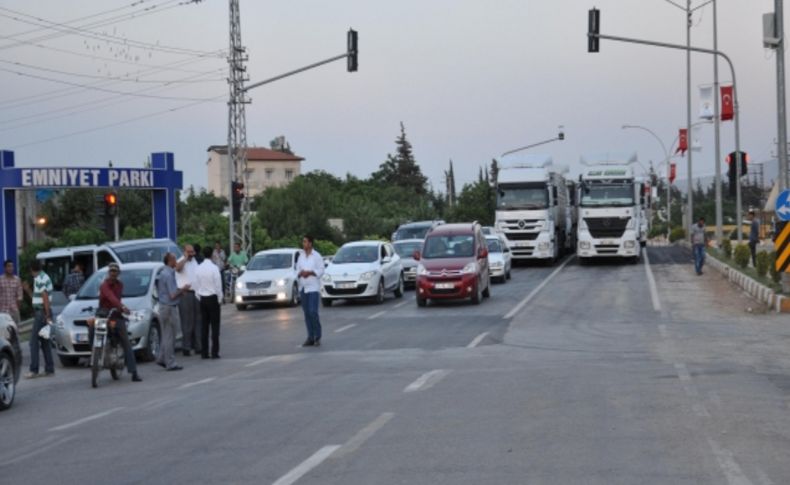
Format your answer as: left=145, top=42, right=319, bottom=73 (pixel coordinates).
left=25, top=261, right=54, bottom=378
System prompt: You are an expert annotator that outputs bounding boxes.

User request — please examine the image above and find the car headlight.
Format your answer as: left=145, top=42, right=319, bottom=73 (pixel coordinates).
left=579, top=241, right=591, bottom=249
left=236, top=280, right=245, bottom=290
left=128, top=310, right=148, bottom=324
left=275, top=278, right=287, bottom=287
left=490, top=261, right=504, bottom=268
left=417, top=264, right=428, bottom=276
left=359, top=271, right=377, bottom=282
left=321, top=274, right=332, bottom=283
left=55, top=315, right=65, bottom=329
left=461, top=262, right=477, bottom=274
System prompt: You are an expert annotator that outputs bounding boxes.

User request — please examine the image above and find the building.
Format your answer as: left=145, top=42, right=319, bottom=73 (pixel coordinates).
left=206, top=145, right=304, bottom=199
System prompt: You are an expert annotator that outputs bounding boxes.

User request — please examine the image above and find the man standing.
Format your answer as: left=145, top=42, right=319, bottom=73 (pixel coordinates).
left=156, top=253, right=187, bottom=371
left=748, top=210, right=760, bottom=267
left=0, top=260, right=23, bottom=325
left=691, top=217, right=707, bottom=276
left=195, top=246, right=223, bottom=359
left=25, top=261, right=55, bottom=378
left=62, top=262, right=85, bottom=300
left=227, top=242, right=248, bottom=270
left=296, top=235, right=324, bottom=347
left=211, top=241, right=227, bottom=269
left=96, top=263, right=141, bottom=382
left=176, top=244, right=201, bottom=356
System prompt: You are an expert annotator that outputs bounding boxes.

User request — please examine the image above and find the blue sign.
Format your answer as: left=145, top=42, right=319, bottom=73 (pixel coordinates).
left=777, top=189, right=790, bottom=222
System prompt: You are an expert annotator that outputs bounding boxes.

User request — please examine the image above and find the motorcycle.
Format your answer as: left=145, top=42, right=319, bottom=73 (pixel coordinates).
left=88, top=309, right=126, bottom=388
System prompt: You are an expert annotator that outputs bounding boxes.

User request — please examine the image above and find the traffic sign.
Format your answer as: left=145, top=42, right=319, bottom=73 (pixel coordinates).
left=776, top=189, right=790, bottom=221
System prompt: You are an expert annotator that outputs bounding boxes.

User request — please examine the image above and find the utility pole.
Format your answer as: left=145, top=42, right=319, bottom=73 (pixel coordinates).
left=712, top=0, right=723, bottom=242
left=686, top=0, right=693, bottom=239
left=227, top=0, right=251, bottom=257
left=775, top=0, right=789, bottom=191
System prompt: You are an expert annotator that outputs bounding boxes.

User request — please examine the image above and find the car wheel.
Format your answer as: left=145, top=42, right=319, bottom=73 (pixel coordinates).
left=141, top=323, right=160, bottom=362
left=374, top=279, right=385, bottom=304
left=290, top=284, right=300, bottom=307
left=236, top=304, right=248, bottom=311
left=482, top=275, right=491, bottom=298
left=394, top=274, right=404, bottom=298
left=322, top=298, right=333, bottom=307
left=90, top=349, right=101, bottom=389
left=59, top=355, right=80, bottom=367
left=417, top=297, right=427, bottom=307
left=0, top=353, right=16, bottom=410
left=471, top=282, right=482, bottom=305
left=506, top=267, right=512, bottom=280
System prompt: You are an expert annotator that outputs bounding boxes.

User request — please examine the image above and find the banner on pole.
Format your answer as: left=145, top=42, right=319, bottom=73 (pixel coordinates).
left=699, top=86, right=714, bottom=120
left=669, top=162, right=676, bottom=183
left=721, top=85, right=734, bottom=121
left=675, top=129, right=688, bottom=155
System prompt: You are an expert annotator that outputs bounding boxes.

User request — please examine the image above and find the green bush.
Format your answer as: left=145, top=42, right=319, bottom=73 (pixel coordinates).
left=669, top=227, right=685, bottom=242
left=755, top=251, right=770, bottom=278
left=733, top=244, right=750, bottom=269
left=769, top=251, right=781, bottom=283
left=720, top=238, right=732, bottom=259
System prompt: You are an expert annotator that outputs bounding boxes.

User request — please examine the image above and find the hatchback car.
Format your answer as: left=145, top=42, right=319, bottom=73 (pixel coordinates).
left=415, top=223, right=491, bottom=306
left=52, top=262, right=175, bottom=366
left=485, top=235, right=512, bottom=283
left=235, top=248, right=301, bottom=310
left=321, top=241, right=404, bottom=306
left=391, top=220, right=444, bottom=241
left=0, top=313, right=22, bottom=411
left=392, top=239, right=423, bottom=288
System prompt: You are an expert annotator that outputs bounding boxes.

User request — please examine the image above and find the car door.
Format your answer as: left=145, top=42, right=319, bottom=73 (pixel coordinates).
left=379, top=244, right=391, bottom=288
left=387, top=244, right=401, bottom=284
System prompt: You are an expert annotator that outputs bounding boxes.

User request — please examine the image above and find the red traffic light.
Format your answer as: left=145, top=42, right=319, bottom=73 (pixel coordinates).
left=104, top=192, right=117, bottom=206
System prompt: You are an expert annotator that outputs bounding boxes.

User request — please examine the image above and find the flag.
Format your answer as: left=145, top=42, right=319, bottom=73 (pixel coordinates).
left=691, top=124, right=702, bottom=152
left=669, top=162, right=676, bottom=184
left=699, top=86, right=714, bottom=120
left=675, top=129, right=688, bottom=155
left=721, top=85, right=734, bottom=121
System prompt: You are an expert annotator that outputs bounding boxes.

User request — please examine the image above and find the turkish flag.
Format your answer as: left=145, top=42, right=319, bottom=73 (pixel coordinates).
left=720, top=85, right=734, bottom=121
left=669, top=162, right=676, bottom=184
left=675, top=129, right=688, bottom=155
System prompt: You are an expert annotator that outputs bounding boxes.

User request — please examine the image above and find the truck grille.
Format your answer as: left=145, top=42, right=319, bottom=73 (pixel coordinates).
left=584, top=217, right=629, bottom=239
left=505, top=232, right=539, bottom=241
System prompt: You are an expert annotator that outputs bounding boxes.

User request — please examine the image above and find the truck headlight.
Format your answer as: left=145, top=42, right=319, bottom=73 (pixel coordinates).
left=461, top=262, right=478, bottom=274
left=624, top=240, right=636, bottom=248
left=579, top=241, right=591, bottom=250
left=538, top=242, right=550, bottom=250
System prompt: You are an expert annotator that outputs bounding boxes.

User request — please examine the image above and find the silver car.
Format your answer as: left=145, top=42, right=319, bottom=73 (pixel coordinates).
left=52, top=262, right=177, bottom=367
left=392, top=238, right=423, bottom=288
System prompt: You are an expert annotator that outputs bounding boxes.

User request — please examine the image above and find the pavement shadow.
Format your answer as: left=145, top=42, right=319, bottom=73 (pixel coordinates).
left=646, top=245, right=693, bottom=266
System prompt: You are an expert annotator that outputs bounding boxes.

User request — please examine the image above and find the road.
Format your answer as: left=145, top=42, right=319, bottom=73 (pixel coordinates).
left=2, top=246, right=790, bottom=484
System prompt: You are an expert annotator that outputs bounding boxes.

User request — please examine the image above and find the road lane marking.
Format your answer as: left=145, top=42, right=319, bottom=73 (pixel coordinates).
left=271, top=445, right=341, bottom=485
left=367, top=310, right=386, bottom=320
left=178, top=377, right=216, bottom=390
left=141, top=396, right=183, bottom=411
left=404, top=369, right=451, bottom=393
left=674, top=362, right=692, bottom=381
left=49, top=407, right=124, bottom=432
left=643, top=248, right=662, bottom=312
left=466, top=332, right=489, bottom=349
left=332, top=412, right=394, bottom=459
left=707, top=438, right=755, bottom=485
left=503, top=256, right=573, bottom=319
left=392, top=300, right=410, bottom=309
left=334, top=324, right=357, bottom=333
left=245, top=354, right=305, bottom=368
left=0, top=436, right=73, bottom=466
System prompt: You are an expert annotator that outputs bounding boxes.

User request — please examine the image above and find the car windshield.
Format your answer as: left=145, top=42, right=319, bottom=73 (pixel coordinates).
left=423, top=235, right=474, bottom=259
left=332, top=245, right=379, bottom=264
left=394, top=226, right=431, bottom=241
left=486, top=239, right=503, bottom=253
left=113, top=242, right=182, bottom=263
left=496, top=183, right=549, bottom=210
left=580, top=183, right=635, bottom=207
left=77, top=268, right=153, bottom=300
left=248, top=254, right=292, bottom=270
left=393, top=242, right=422, bottom=258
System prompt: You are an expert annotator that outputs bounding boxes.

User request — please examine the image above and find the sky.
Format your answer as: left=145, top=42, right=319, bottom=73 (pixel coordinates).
left=0, top=0, right=787, bottom=195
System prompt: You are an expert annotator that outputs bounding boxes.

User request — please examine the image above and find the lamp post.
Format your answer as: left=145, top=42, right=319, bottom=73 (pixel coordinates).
left=622, top=125, right=671, bottom=240
left=500, top=129, right=565, bottom=158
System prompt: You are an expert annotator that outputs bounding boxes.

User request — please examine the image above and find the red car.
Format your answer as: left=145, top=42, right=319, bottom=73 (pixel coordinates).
left=414, top=223, right=491, bottom=306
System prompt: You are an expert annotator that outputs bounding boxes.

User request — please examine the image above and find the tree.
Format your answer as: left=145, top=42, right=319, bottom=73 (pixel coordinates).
left=371, top=122, right=428, bottom=195
left=449, top=179, right=495, bottom=225
left=489, top=159, right=499, bottom=187
left=444, top=160, right=456, bottom=207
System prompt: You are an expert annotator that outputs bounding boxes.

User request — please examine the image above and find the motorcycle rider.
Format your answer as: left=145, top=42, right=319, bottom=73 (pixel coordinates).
left=90, top=262, right=142, bottom=382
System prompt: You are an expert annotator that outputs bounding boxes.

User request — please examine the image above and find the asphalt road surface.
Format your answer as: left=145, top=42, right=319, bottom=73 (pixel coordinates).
left=2, top=246, right=790, bottom=484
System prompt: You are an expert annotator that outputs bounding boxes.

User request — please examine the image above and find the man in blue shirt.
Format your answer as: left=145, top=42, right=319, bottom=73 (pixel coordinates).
left=748, top=210, right=760, bottom=268
left=156, top=253, right=189, bottom=371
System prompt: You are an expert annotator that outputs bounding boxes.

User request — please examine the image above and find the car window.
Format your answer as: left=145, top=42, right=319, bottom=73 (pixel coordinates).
left=380, top=245, right=387, bottom=260
left=486, top=239, right=502, bottom=253
left=393, top=241, right=421, bottom=258
left=77, top=268, right=153, bottom=300
left=332, top=246, right=379, bottom=264
left=113, top=242, right=174, bottom=263
left=97, top=251, right=115, bottom=270
left=248, top=254, right=291, bottom=270
left=41, top=256, right=71, bottom=291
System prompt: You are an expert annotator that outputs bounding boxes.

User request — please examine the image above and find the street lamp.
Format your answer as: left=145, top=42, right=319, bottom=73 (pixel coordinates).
left=500, top=127, right=565, bottom=158
left=622, top=124, right=671, bottom=240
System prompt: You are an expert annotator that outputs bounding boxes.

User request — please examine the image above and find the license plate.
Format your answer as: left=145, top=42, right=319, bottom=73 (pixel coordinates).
left=516, top=241, right=530, bottom=247
left=74, top=333, right=89, bottom=343
left=602, top=240, right=617, bottom=245
left=250, top=289, right=268, bottom=296
left=336, top=283, right=356, bottom=290
left=435, top=282, right=455, bottom=290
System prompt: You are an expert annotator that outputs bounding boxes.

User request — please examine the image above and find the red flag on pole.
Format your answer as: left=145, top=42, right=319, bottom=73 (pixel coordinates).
left=720, top=85, right=734, bottom=121
left=675, top=129, right=688, bottom=155
left=669, top=162, right=676, bottom=184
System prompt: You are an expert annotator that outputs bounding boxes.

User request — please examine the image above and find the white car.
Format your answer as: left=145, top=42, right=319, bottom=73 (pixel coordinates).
left=485, top=235, right=512, bottom=283
left=235, top=249, right=301, bottom=310
left=321, top=241, right=404, bottom=306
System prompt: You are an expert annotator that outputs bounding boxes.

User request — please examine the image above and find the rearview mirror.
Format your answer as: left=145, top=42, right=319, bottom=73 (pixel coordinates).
left=381, top=257, right=391, bottom=265
left=478, top=248, right=489, bottom=259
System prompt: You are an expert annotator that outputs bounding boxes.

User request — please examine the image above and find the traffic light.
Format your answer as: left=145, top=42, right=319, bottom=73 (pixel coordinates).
left=231, top=181, right=244, bottom=220
left=726, top=151, right=749, bottom=197
left=588, top=8, right=600, bottom=53
left=558, top=131, right=565, bottom=141
left=104, top=191, right=118, bottom=216
left=347, top=29, right=358, bottom=72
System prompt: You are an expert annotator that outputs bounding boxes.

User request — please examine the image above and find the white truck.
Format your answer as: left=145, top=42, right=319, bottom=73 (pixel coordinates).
left=494, top=157, right=574, bottom=262
left=576, top=162, right=646, bottom=263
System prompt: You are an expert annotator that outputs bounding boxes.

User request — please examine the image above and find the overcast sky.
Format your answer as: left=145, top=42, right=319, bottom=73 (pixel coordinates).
left=0, top=0, right=786, bottom=194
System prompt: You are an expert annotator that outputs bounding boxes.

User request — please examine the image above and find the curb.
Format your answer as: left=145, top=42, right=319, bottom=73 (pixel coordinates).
left=705, top=252, right=788, bottom=313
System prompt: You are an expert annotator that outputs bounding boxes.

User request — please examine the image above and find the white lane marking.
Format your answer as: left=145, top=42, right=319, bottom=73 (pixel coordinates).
left=0, top=436, right=73, bottom=466
left=367, top=310, right=386, bottom=320
left=466, top=332, right=489, bottom=349
left=271, top=445, right=342, bottom=485
left=49, top=407, right=124, bottom=432
left=674, top=362, right=692, bottom=381
left=707, top=438, right=755, bottom=485
left=178, top=377, right=216, bottom=390
left=141, top=396, right=183, bottom=411
left=503, top=256, right=573, bottom=319
left=245, top=354, right=305, bottom=368
left=392, top=300, right=410, bottom=309
left=404, top=369, right=451, bottom=393
left=643, top=248, right=662, bottom=312
left=333, top=412, right=394, bottom=459
left=334, top=324, right=357, bottom=333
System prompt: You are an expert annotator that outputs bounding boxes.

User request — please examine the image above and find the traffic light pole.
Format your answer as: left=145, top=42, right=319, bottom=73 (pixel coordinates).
left=500, top=131, right=565, bottom=158
left=588, top=30, right=744, bottom=242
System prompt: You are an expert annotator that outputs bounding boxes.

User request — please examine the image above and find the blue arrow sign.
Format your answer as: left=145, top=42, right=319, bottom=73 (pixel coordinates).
left=776, top=189, right=790, bottom=221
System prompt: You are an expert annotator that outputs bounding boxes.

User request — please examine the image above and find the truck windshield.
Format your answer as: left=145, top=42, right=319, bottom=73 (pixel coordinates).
left=580, top=184, right=635, bottom=207
left=496, top=184, right=548, bottom=210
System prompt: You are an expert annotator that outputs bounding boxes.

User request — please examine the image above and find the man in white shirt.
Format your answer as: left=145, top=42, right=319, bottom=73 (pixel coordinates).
left=176, top=244, right=201, bottom=356
left=296, top=234, right=325, bottom=347
left=196, top=245, right=224, bottom=359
